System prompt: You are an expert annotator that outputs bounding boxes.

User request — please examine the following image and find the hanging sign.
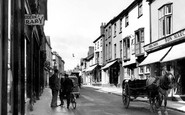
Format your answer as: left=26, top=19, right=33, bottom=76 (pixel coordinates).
left=25, top=14, right=44, bottom=25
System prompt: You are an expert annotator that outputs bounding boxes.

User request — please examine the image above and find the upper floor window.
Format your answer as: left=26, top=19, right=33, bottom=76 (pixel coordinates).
left=120, top=40, right=122, bottom=59
left=105, top=29, right=108, bottom=40
left=100, top=38, right=102, bottom=47
left=135, top=28, right=144, bottom=56
left=125, top=14, right=129, bottom=27
left=95, top=43, right=96, bottom=50
left=123, top=37, right=130, bottom=60
left=108, top=26, right=112, bottom=38
left=109, top=42, right=112, bottom=60
left=114, top=23, right=117, bottom=37
left=97, top=41, right=99, bottom=49
left=114, top=44, right=117, bottom=59
left=138, top=1, right=143, bottom=18
left=159, top=3, right=172, bottom=38
left=120, top=18, right=122, bottom=33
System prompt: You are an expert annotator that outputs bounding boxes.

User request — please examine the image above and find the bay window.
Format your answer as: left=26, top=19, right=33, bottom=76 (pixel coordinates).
left=159, top=3, right=172, bottom=38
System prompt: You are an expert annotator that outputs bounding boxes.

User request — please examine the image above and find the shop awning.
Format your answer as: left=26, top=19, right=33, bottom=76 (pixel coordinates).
left=162, top=42, right=185, bottom=62
left=86, top=65, right=97, bottom=72
left=101, top=60, right=117, bottom=70
left=139, top=47, right=171, bottom=66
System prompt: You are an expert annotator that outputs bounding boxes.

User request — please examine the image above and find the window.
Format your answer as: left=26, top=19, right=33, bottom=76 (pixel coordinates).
left=114, top=23, right=116, bottom=37
left=106, top=44, right=108, bottom=61
left=109, top=42, right=111, bottom=60
left=139, top=66, right=144, bottom=74
left=123, top=37, right=130, bottom=60
left=95, top=43, right=96, bottom=50
left=131, top=38, right=135, bottom=54
left=135, top=28, right=144, bottom=56
left=108, top=26, right=111, bottom=38
left=97, top=41, right=99, bottom=49
left=138, top=1, right=143, bottom=17
left=159, top=3, right=172, bottom=38
left=125, top=14, right=129, bottom=27
left=114, top=44, right=116, bottom=59
left=120, top=40, right=122, bottom=59
left=105, top=29, right=108, bottom=40
left=100, top=39, right=102, bottom=47
left=120, top=18, right=122, bottom=33
left=145, top=65, right=150, bottom=73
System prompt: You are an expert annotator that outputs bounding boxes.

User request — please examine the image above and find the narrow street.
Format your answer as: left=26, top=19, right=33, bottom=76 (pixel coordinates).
left=30, top=86, right=185, bottom=115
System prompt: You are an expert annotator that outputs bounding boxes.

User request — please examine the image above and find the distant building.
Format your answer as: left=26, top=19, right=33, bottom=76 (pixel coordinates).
left=52, top=51, right=65, bottom=77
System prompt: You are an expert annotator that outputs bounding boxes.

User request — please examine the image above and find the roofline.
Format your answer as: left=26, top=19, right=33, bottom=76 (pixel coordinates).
left=93, top=34, right=104, bottom=43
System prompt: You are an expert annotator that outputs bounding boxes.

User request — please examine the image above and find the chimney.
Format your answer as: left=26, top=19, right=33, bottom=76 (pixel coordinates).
left=100, top=22, right=105, bottom=35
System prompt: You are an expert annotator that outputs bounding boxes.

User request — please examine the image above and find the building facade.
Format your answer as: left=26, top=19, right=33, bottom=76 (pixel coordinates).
left=84, top=46, right=94, bottom=85
left=0, top=0, right=48, bottom=114
left=140, top=0, right=185, bottom=98
left=121, top=0, right=150, bottom=82
left=52, top=51, right=65, bottom=77
left=92, top=23, right=105, bottom=84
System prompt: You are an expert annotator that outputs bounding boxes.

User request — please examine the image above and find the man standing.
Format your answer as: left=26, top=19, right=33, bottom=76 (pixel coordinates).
left=63, top=74, right=74, bottom=109
left=49, top=69, right=60, bottom=107
left=59, top=75, right=65, bottom=106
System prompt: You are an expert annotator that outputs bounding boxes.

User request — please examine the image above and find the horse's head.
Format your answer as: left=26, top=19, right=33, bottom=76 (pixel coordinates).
left=160, top=72, right=175, bottom=90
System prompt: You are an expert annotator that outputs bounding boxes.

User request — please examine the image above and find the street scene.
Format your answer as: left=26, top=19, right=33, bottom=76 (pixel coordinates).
left=30, top=86, right=185, bottom=115
left=1, top=0, right=185, bottom=115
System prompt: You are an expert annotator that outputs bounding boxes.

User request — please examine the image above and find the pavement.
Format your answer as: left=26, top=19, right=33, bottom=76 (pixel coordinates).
left=28, top=85, right=185, bottom=115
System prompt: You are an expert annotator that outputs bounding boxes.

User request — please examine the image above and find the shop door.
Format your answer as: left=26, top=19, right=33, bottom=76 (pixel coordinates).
left=179, top=59, right=185, bottom=94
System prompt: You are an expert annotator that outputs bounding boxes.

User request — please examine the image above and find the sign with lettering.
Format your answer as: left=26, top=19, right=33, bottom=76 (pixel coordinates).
left=144, top=29, right=185, bottom=51
left=25, top=14, right=44, bottom=25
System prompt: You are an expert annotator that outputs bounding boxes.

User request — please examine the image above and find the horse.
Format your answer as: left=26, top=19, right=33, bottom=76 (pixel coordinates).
left=146, top=72, right=175, bottom=114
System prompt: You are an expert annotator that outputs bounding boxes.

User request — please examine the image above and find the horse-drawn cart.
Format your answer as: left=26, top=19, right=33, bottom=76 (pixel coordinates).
left=122, top=72, right=175, bottom=115
left=122, top=79, right=149, bottom=109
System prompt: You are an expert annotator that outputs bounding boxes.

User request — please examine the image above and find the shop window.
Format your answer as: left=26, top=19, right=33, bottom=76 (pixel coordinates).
left=139, top=66, right=144, bottom=74
left=145, top=65, right=150, bottom=73
left=159, top=3, right=172, bottom=38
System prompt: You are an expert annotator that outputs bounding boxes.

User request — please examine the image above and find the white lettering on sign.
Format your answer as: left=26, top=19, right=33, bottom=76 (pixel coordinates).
left=144, top=29, right=185, bottom=51
left=25, top=14, right=44, bottom=25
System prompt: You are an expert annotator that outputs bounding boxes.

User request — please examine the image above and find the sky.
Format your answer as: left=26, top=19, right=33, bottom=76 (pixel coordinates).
left=44, top=0, right=132, bottom=71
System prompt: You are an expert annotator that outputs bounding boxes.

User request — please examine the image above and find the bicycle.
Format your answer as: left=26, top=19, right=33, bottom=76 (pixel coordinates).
left=70, top=92, right=76, bottom=109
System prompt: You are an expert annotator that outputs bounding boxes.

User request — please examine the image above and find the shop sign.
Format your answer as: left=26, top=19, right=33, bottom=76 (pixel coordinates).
left=25, top=14, right=44, bottom=25
left=144, top=29, right=185, bottom=51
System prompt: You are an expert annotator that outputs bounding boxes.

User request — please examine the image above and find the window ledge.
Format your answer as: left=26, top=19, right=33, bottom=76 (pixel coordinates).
left=138, top=14, right=143, bottom=19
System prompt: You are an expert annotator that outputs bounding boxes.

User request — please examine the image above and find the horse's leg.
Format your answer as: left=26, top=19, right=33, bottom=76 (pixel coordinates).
left=164, top=93, right=168, bottom=115
left=157, top=93, right=163, bottom=115
left=148, top=93, right=153, bottom=112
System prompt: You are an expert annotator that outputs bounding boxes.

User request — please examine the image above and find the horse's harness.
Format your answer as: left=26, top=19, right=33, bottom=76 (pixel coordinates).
left=151, top=73, right=174, bottom=95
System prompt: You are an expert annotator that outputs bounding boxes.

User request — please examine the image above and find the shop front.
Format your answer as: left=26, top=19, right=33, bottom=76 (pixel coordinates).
left=101, top=60, right=120, bottom=86
left=141, top=28, right=185, bottom=98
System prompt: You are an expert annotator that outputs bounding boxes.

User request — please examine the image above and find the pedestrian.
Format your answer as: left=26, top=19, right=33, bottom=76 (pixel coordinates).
left=49, top=69, right=60, bottom=107
left=59, top=74, right=65, bottom=106
left=63, top=73, right=74, bottom=109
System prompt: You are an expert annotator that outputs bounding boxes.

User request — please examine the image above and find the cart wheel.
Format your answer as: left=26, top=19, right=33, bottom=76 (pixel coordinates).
left=122, top=83, right=130, bottom=108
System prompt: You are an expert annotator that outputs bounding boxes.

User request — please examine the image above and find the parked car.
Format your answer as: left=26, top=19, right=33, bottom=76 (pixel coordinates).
left=69, top=75, right=80, bottom=98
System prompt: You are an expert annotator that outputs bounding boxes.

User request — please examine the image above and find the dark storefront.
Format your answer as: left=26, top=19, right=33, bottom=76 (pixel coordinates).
left=0, top=0, right=48, bottom=114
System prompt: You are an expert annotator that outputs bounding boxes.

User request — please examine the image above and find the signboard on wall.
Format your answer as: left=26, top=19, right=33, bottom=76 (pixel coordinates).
left=144, top=29, right=185, bottom=51
left=25, top=14, right=44, bottom=25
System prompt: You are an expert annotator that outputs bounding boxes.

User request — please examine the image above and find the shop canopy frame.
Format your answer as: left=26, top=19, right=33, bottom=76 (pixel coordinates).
left=162, top=42, right=185, bottom=62
left=139, top=46, right=172, bottom=66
